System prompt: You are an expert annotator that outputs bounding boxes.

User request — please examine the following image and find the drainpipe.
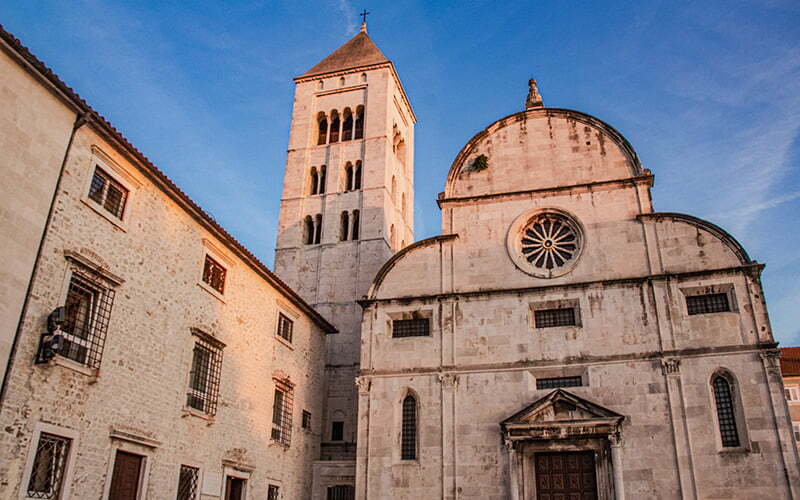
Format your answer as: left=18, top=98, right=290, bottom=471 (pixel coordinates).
left=0, top=111, right=92, bottom=406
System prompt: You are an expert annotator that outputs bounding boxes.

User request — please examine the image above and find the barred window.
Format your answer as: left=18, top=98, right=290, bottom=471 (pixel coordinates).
left=534, top=308, right=576, bottom=328
left=202, top=255, right=226, bottom=294
left=302, top=410, right=311, bottom=429
left=392, top=318, right=430, bottom=338
left=271, top=382, right=294, bottom=446
left=401, top=395, right=417, bottom=460
left=712, top=376, right=740, bottom=447
left=27, top=433, right=71, bottom=499
left=687, top=293, right=730, bottom=315
left=536, top=376, right=582, bottom=390
left=267, top=485, right=280, bottom=500
left=327, top=485, right=355, bottom=500
left=88, top=166, right=129, bottom=219
left=331, top=421, right=344, bottom=441
left=61, top=270, right=115, bottom=368
left=176, top=465, right=199, bottom=500
left=187, top=335, right=223, bottom=416
left=277, top=313, right=293, bottom=343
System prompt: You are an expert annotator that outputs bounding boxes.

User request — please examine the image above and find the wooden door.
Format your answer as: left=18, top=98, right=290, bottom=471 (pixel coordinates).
left=535, top=451, right=597, bottom=500
left=109, top=451, right=142, bottom=500
left=225, top=476, right=245, bottom=500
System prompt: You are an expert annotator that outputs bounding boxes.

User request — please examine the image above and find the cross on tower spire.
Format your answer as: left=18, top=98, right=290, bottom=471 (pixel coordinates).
left=360, top=9, right=369, bottom=32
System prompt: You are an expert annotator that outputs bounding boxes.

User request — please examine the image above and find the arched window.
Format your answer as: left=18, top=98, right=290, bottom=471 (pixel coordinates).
left=390, top=224, right=396, bottom=249
left=329, top=111, right=340, bottom=143
left=354, top=161, right=362, bottom=190
left=317, top=113, right=328, bottom=145
left=345, top=163, right=354, bottom=191
left=351, top=210, right=360, bottom=240
left=304, top=216, right=314, bottom=245
left=391, top=176, right=397, bottom=201
left=401, top=240, right=406, bottom=248
left=319, top=165, right=327, bottom=194
left=354, top=106, right=364, bottom=140
left=339, top=76, right=345, bottom=87
left=314, top=214, right=322, bottom=244
left=401, top=394, right=417, bottom=460
left=342, top=108, right=353, bottom=141
left=361, top=73, right=367, bottom=82
left=712, top=374, right=740, bottom=447
left=309, top=167, right=319, bottom=195
left=401, top=192, right=406, bottom=219
left=340, top=211, right=349, bottom=241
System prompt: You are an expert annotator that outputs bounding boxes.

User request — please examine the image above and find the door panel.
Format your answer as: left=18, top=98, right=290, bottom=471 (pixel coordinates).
left=535, top=451, right=597, bottom=500
left=109, top=451, right=142, bottom=500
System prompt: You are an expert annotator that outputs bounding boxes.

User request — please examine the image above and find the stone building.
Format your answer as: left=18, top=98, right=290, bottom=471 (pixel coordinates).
left=780, top=347, right=800, bottom=452
left=0, top=25, right=335, bottom=500
left=352, top=80, right=800, bottom=498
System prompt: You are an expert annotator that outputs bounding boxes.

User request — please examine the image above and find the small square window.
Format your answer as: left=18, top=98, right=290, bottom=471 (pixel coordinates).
left=202, top=255, right=227, bottom=295
left=27, top=432, right=71, bottom=499
left=61, top=270, right=115, bottom=369
left=176, top=465, right=199, bottom=500
left=331, top=421, right=344, bottom=441
left=187, top=334, right=223, bottom=416
left=302, top=410, right=311, bottom=429
left=392, top=318, right=430, bottom=338
left=686, top=293, right=730, bottom=315
left=88, top=166, right=129, bottom=219
left=267, top=485, right=280, bottom=500
left=534, top=308, right=576, bottom=328
left=277, top=313, right=294, bottom=343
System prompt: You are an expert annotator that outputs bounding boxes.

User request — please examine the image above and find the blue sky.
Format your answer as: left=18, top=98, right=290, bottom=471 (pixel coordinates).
left=3, top=1, right=799, bottom=344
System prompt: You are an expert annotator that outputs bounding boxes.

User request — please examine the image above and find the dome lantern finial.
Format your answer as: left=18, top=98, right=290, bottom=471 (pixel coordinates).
left=525, top=78, right=543, bottom=109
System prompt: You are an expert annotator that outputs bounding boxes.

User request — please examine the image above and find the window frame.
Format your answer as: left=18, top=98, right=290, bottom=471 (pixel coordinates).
left=681, top=284, right=738, bottom=316
left=276, top=312, right=294, bottom=345
left=20, top=423, right=79, bottom=500
left=267, top=484, right=280, bottom=500
left=81, top=148, right=141, bottom=231
left=271, top=379, right=294, bottom=447
left=709, top=369, right=749, bottom=453
left=197, top=240, right=235, bottom=302
left=302, top=410, right=312, bottom=430
left=785, top=386, right=800, bottom=402
left=185, top=329, right=225, bottom=418
left=176, top=464, right=201, bottom=500
left=533, top=308, right=577, bottom=329
left=400, top=394, right=418, bottom=461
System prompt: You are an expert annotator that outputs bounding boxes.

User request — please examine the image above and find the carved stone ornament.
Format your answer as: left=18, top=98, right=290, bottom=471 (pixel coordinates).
left=507, top=209, right=584, bottom=279
left=438, top=373, right=459, bottom=389
left=661, top=358, right=681, bottom=376
left=608, top=432, right=624, bottom=448
left=355, top=376, right=371, bottom=395
left=760, top=349, right=781, bottom=374
left=525, top=78, right=544, bottom=109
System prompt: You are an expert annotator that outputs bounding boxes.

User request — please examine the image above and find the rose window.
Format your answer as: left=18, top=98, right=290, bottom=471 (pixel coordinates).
left=521, top=215, right=579, bottom=270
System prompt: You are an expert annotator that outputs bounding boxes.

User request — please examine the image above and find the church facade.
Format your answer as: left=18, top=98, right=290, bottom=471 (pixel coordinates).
left=1, top=17, right=799, bottom=500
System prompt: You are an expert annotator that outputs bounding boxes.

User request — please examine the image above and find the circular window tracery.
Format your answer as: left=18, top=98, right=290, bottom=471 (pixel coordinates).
left=507, top=209, right=584, bottom=278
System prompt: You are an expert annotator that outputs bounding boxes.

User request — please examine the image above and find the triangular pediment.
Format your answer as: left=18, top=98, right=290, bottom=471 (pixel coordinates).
left=502, top=389, right=623, bottom=426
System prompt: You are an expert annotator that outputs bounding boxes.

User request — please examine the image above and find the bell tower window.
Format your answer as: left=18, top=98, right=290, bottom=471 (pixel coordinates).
left=317, top=113, right=328, bottom=145
left=342, top=108, right=353, bottom=141
left=354, top=106, right=364, bottom=139
left=329, top=111, right=340, bottom=143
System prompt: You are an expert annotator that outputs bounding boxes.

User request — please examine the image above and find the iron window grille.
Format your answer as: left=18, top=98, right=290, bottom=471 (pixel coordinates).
left=202, top=255, right=227, bottom=294
left=61, top=270, right=115, bottom=369
left=534, top=308, right=576, bottom=328
left=327, top=485, right=355, bottom=500
left=267, top=485, right=280, bottom=500
left=536, top=376, right=582, bottom=390
left=277, top=313, right=294, bottom=343
left=302, top=410, right=311, bottom=429
left=176, top=465, right=199, bottom=500
left=401, top=395, right=417, bottom=460
left=271, top=381, right=294, bottom=446
left=331, top=421, right=344, bottom=441
left=88, top=166, right=129, bottom=219
left=713, top=376, right=740, bottom=447
left=686, top=293, right=730, bottom=315
left=27, top=433, right=71, bottom=499
left=392, top=318, right=430, bottom=338
left=187, top=335, right=223, bottom=416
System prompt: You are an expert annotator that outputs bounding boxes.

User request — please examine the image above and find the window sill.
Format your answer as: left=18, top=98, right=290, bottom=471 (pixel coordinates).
left=197, top=281, right=226, bottom=304
left=49, top=355, right=100, bottom=381
left=275, top=335, right=294, bottom=350
left=81, top=197, right=128, bottom=232
left=718, top=446, right=750, bottom=455
left=181, top=406, right=215, bottom=425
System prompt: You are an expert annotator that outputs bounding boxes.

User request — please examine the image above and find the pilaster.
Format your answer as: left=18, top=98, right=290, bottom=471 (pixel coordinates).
left=660, top=358, right=698, bottom=500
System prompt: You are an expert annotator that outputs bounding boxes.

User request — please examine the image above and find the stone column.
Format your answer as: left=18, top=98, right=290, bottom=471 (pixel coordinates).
left=438, top=373, right=458, bottom=500
left=505, top=439, right=522, bottom=500
left=661, top=358, right=697, bottom=500
left=609, top=433, right=625, bottom=500
left=354, top=376, right=371, bottom=500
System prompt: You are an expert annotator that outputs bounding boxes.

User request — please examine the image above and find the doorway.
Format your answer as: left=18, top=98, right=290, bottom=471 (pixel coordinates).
left=225, top=476, right=246, bottom=500
left=534, top=451, right=597, bottom=500
left=108, top=450, right=143, bottom=500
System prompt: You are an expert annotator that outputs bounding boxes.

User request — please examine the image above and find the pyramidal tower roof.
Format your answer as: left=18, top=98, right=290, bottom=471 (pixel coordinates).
left=298, top=28, right=390, bottom=79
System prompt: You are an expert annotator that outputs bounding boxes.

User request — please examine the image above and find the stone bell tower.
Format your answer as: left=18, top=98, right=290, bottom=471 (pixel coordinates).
left=274, top=21, right=415, bottom=488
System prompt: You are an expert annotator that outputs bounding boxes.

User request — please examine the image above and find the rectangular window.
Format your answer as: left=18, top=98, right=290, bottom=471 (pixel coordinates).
left=794, top=423, right=800, bottom=442
left=302, top=410, right=311, bottom=429
left=187, top=335, right=223, bottom=416
left=277, top=313, right=294, bottom=343
left=88, top=166, right=129, bottom=219
left=536, top=376, right=583, bottom=390
left=271, top=382, right=294, bottom=446
left=61, top=270, right=115, bottom=368
left=534, top=308, right=576, bottom=328
left=267, top=485, right=280, bottom=500
left=176, top=465, right=199, bottom=500
left=686, top=293, right=730, bottom=315
left=392, top=318, right=430, bottom=338
left=27, top=433, right=71, bottom=499
left=785, top=387, right=800, bottom=402
left=331, top=421, right=344, bottom=441
left=202, top=255, right=227, bottom=295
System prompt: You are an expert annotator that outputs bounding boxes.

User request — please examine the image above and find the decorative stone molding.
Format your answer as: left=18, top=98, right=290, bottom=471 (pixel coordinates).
left=760, top=349, right=781, bottom=375
left=109, top=427, right=161, bottom=448
left=661, top=358, right=681, bottom=376
left=355, top=376, right=371, bottom=395
left=608, top=432, right=624, bottom=448
left=438, top=373, right=458, bottom=389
